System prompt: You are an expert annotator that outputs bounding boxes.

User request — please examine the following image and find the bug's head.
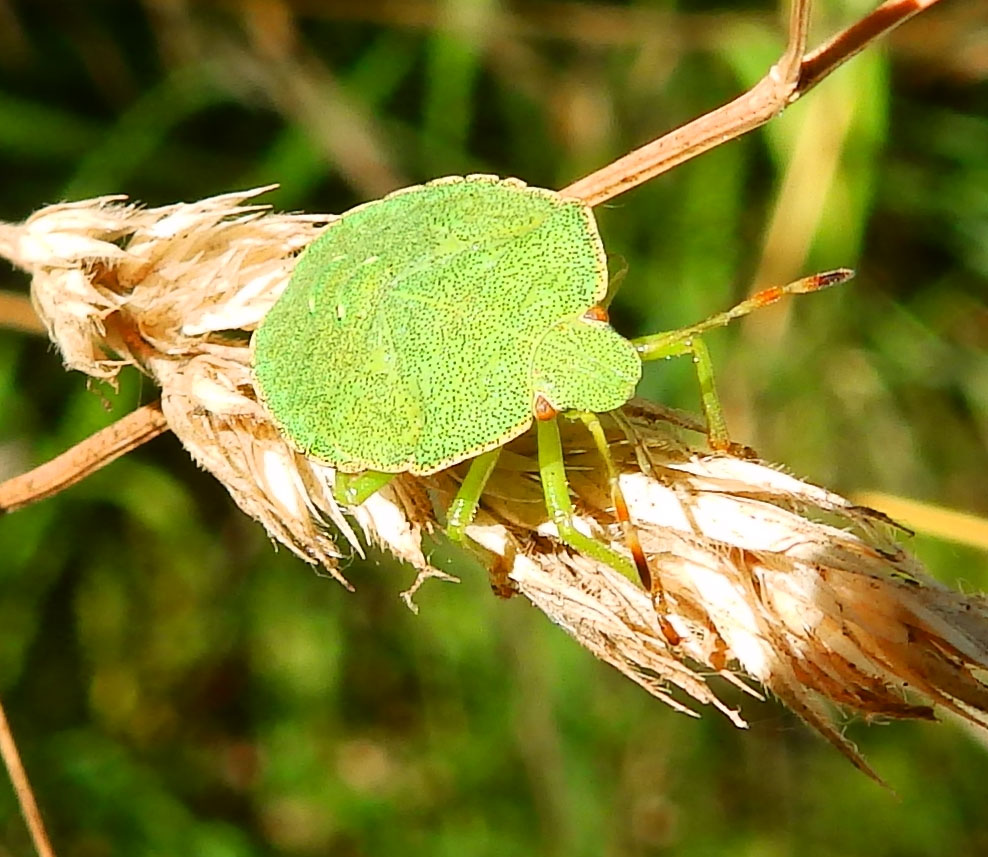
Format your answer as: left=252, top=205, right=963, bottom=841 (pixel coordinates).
left=532, top=314, right=642, bottom=416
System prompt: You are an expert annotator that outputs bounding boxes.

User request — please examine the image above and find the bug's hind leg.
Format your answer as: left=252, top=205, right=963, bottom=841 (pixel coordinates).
left=536, top=414, right=640, bottom=586
left=632, top=269, right=853, bottom=450
left=445, top=448, right=501, bottom=542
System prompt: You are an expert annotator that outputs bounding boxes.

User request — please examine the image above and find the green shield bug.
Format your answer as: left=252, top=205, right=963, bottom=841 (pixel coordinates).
left=251, top=174, right=848, bottom=600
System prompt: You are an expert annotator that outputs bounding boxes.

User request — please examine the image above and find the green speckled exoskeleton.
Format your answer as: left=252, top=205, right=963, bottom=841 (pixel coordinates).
left=251, top=174, right=848, bottom=601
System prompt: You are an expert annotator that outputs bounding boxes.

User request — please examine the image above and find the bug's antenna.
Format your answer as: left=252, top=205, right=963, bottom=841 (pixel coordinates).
left=635, top=269, right=855, bottom=361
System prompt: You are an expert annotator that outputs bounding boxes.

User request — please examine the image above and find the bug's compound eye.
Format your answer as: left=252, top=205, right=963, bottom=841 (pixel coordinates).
left=534, top=395, right=558, bottom=421
left=583, top=304, right=609, bottom=323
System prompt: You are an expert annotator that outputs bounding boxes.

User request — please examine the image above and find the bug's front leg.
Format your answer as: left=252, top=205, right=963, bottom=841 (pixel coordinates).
left=632, top=269, right=853, bottom=451
left=333, top=470, right=395, bottom=506
left=540, top=412, right=683, bottom=646
left=632, top=332, right=731, bottom=451
left=445, top=448, right=501, bottom=542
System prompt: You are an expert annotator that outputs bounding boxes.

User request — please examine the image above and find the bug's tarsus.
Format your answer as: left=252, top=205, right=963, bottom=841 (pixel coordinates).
left=652, top=600, right=683, bottom=648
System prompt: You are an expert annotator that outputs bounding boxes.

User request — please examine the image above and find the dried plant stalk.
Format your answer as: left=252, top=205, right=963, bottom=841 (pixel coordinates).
left=0, top=697, right=56, bottom=857
left=3, top=190, right=988, bottom=784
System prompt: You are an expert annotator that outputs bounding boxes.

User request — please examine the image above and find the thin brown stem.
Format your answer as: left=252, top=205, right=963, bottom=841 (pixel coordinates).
left=0, top=400, right=168, bottom=514
left=0, top=697, right=57, bottom=857
left=0, top=290, right=45, bottom=335
left=562, top=0, right=941, bottom=207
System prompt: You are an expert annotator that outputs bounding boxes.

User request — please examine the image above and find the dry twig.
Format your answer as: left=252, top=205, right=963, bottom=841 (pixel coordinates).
left=0, top=401, right=167, bottom=514
left=0, top=290, right=44, bottom=335
left=0, top=698, right=56, bottom=857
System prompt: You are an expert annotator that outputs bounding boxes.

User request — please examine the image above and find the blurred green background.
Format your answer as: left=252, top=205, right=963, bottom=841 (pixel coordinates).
left=1, top=0, right=987, bottom=854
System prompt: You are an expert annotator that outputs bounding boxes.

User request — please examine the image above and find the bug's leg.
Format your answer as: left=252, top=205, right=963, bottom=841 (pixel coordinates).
left=632, top=269, right=853, bottom=450
left=572, top=411, right=651, bottom=589
left=446, top=448, right=501, bottom=542
left=575, top=412, right=682, bottom=645
left=536, top=412, right=639, bottom=586
left=636, top=333, right=731, bottom=451
left=333, top=470, right=395, bottom=506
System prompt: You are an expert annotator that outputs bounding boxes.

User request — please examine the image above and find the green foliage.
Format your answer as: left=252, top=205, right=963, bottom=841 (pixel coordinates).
left=0, top=1, right=986, bottom=854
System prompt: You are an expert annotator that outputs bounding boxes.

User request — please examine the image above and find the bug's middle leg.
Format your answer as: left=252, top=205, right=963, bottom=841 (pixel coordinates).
left=572, top=412, right=682, bottom=645
left=571, top=411, right=652, bottom=589
left=536, top=413, right=640, bottom=586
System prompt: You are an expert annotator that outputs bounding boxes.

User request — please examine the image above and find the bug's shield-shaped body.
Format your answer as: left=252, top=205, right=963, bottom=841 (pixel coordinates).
left=252, top=175, right=641, bottom=475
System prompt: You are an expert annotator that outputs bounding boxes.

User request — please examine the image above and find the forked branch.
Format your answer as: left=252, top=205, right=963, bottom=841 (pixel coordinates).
left=0, top=0, right=942, bottom=517
left=562, top=0, right=943, bottom=206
